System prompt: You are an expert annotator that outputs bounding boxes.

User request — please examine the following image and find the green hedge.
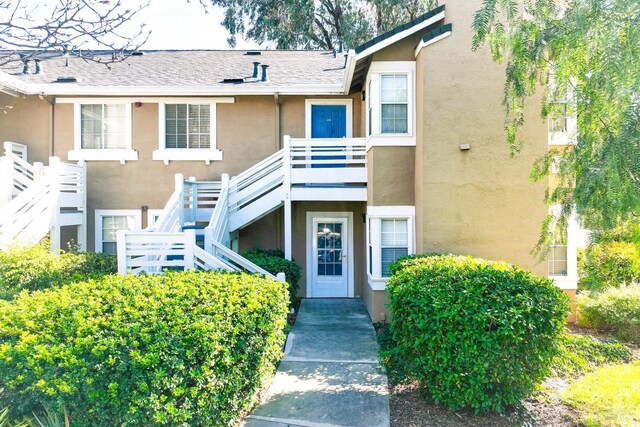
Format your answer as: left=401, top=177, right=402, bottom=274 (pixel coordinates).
left=386, top=254, right=569, bottom=412
left=579, top=241, right=640, bottom=291
left=242, top=248, right=301, bottom=305
left=0, top=270, right=289, bottom=426
left=577, top=285, right=640, bottom=344
left=0, top=242, right=117, bottom=299
left=551, top=334, right=633, bottom=376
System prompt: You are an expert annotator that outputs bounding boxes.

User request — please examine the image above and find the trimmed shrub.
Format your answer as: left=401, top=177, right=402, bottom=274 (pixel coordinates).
left=386, top=254, right=569, bottom=412
left=243, top=248, right=301, bottom=305
left=579, top=241, right=640, bottom=291
left=577, top=285, right=640, bottom=344
left=551, top=334, right=633, bottom=376
left=0, top=270, right=289, bottom=426
left=0, top=242, right=116, bottom=299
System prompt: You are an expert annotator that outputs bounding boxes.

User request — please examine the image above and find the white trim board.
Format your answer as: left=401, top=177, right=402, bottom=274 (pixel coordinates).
left=414, top=31, right=452, bottom=57
left=305, top=211, right=355, bottom=298
left=56, top=97, right=235, bottom=104
left=355, top=9, right=446, bottom=60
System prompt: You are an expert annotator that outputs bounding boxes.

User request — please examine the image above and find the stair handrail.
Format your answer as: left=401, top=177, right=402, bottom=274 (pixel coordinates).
left=0, top=146, right=39, bottom=205
left=209, top=240, right=275, bottom=279
left=149, top=174, right=184, bottom=233
left=205, top=173, right=230, bottom=247
left=0, top=160, right=60, bottom=249
left=228, top=149, right=285, bottom=188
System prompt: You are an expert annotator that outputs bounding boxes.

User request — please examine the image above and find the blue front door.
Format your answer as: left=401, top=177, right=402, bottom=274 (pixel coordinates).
left=311, top=105, right=347, bottom=138
left=311, top=105, right=347, bottom=168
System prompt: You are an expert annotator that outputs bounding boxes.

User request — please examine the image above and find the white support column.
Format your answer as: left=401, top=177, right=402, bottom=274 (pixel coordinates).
left=48, top=157, right=61, bottom=254
left=116, top=230, right=128, bottom=274
left=175, top=173, right=184, bottom=227
left=283, top=135, right=293, bottom=260
left=77, top=160, right=87, bottom=251
left=0, top=155, right=12, bottom=206
left=184, top=229, right=196, bottom=270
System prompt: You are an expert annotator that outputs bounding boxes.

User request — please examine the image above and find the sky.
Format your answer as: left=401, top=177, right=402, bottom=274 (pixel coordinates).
left=131, top=0, right=260, bottom=50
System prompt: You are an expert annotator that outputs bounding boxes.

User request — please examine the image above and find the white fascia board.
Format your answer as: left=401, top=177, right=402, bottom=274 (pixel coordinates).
left=355, top=10, right=446, bottom=61
left=414, top=31, right=452, bottom=58
left=0, top=72, right=30, bottom=95
left=56, top=97, right=236, bottom=104
left=342, top=50, right=357, bottom=94
left=29, top=84, right=346, bottom=97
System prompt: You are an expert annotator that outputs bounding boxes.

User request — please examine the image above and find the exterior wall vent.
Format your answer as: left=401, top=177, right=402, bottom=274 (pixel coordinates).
left=55, top=76, right=78, bottom=83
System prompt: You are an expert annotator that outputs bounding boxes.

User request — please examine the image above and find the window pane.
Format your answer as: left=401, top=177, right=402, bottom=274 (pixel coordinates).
left=548, top=245, right=568, bottom=275
left=381, top=247, right=408, bottom=276
left=101, top=215, right=136, bottom=254
left=381, top=219, right=408, bottom=246
left=166, top=104, right=188, bottom=149
left=381, top=75, right=408, bottom=103
left=81, top=105, right=103, bottom=149
left=381, top=104, right=408, bottom=134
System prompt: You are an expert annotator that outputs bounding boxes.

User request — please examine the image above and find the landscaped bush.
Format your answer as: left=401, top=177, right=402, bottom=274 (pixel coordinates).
left=243, top=248, right=301, bottom=305
left=579, top=241, right=640, bottom=291
left=577, top=285, right=640, bottom=344
left=385, top=254, right=569, bottom=412
left=562, top=362, right=640, bottom=427
left=0, top=242, right=116, bottom=299
left=0, top=270, right=289, bottom=426
left=551, top=334, right=633, bottom=376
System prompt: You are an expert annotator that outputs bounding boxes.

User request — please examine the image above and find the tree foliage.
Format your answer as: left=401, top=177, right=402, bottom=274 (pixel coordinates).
left=472, top=0, right=640, bottom=244
left=0, top=0, right=149, bottom=66
left=213, top=0, right=437, bottom=50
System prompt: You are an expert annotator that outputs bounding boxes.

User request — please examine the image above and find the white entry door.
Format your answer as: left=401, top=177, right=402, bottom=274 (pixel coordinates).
left=310, top=217, right=349, bottom=297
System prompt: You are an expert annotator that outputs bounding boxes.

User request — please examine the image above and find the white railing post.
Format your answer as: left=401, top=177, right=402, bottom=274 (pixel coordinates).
left=175, top=173, right=184, bottom=227
left=116, top=230, right=128, bottom=274
left=276, top=272, right=286, bottom=282
left=77, top=160, right=87, bottom=251
left=48, top=157, right=61, bottom=254
left=184, top=229, right=195, bottom=270
left=0, top=155, right=12, bottom=206
left=33, top=162, right=45, bottom=179
left=187, top=176, right=197, bottom=224
left=3, top=141, right=11, bottom=157
left=283, top=135, right=293, bottom=260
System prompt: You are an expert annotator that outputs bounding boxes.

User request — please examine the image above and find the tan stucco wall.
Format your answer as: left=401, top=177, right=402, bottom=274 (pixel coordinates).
left=363, top=287, right=390, bottom=323
left=414, top=0, right=548, bottom=277
left=42, top=94, right=363, bottom=250
left=0, top=94, right=51, bottom=163
left=367, top=146, right=415, bottom=206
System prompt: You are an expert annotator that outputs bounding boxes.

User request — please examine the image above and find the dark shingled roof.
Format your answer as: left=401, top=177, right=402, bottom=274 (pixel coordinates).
left=354, top=5, right=446, bottom=54
left=1, top=50, right=347, bottom=89
left=421, top=23, right=453, bottom=44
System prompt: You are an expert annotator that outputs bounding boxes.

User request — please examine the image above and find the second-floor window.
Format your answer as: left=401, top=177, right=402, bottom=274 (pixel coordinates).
left=165, top=104, right=211, bottom=149
left=380, top=75, right=408, bottom=134
left=81, top=104, right=127, bottom=149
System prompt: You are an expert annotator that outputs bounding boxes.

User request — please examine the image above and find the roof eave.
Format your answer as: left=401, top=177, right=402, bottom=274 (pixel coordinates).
left=28, top=84, right=348, bottom=97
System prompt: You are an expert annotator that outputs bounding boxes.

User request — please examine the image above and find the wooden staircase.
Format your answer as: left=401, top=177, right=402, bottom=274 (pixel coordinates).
left=0, top=142, right=86, bottom=251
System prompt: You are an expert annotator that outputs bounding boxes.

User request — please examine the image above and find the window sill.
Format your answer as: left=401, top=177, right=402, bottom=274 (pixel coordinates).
left=152, top=149, right=223, bottom=165
left=549, top=275, right=578, bottom=290
left=366, top=134, right=416, bottom=149
left=548, top=132, right=577, bottom=146
left=367, top=274, right=388, bottom=291
left=68, top=149, right=138, bottom=165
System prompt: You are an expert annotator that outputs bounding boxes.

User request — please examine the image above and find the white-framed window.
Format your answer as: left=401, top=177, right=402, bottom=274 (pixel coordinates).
left=548, top=244, right=568, bottom=276
left=94, top=209, right=142, bottom=254
left=69, top=101, right=137, bottom=164
left=365, top=61, right=415, bottom=147
left=380, top=75, right=408, bottom=134
left=153, top=101, right=223, bottom=165
left=366, top=205, right=415, bottom=290
left=547, top=83, right=577, bottom=146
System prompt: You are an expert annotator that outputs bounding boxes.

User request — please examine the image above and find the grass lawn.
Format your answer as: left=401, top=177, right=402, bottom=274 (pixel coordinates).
left=562, top=362, right=640, bottom=427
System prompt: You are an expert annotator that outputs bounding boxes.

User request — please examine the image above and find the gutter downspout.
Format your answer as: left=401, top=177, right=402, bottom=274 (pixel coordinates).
left=274, top=92, right=281, bottom=149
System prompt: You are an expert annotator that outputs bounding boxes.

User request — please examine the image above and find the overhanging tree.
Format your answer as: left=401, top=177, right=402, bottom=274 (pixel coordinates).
left=472, top=0, right=640, bottom=249
left=0, top=0, right=149, bottom=66
left=214, top=0, right=437, bottom=50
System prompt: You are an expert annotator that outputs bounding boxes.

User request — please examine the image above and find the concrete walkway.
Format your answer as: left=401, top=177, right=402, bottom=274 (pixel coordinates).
left=244, top=299, right=390, bottom=427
